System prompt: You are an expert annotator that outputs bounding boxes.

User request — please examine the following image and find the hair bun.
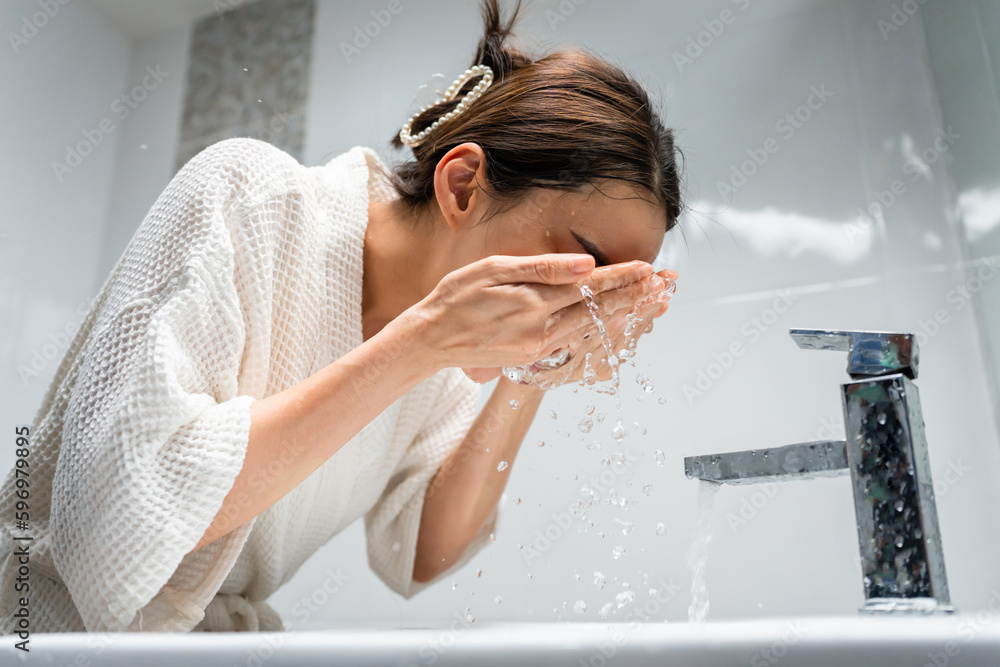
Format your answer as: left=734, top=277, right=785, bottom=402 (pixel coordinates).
left=473, top=0, right=531, bottom=78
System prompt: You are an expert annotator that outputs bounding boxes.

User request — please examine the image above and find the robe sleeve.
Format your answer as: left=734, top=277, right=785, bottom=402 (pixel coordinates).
left=49, top=138, right=289, bottom=631
left=364, top=369, right=502, bottom=598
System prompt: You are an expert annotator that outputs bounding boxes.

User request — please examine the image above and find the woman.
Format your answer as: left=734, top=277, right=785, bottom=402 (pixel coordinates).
left=0, top=0, right=681, bottom=633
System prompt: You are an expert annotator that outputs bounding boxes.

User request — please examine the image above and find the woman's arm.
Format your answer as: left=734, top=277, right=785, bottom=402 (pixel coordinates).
left=413, top=376, right=544, bottom=582
left=190, top=313, right=439, bottom=552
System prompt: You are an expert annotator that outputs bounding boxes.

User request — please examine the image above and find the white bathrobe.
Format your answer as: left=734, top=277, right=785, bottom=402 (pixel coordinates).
left=0, top=137, right=497, bottom=633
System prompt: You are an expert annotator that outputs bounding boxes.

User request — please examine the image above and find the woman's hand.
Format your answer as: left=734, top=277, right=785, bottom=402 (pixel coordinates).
left=403, top=253, right=674, bottom=384
left=521, top=267, right=677, bottom=388
left=403, top=253, right=656, bottom=382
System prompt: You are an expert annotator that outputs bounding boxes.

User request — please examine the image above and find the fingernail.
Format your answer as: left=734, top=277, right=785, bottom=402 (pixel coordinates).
left=571, top=255, right=594, bottom=273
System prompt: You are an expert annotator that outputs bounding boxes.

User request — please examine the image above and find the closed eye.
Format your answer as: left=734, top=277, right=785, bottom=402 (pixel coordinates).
left=570, top=231, right=610, bottom=267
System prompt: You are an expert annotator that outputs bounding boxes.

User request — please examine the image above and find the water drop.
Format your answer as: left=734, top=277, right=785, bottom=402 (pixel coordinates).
left=497, top=460, right=509, bottom=472
left=599, top=603, right=614, bottom=619
left=656, top=522, right=666, bottom=536
left=612, top=420, right=628, bottom=442
left=653, top=450, right=666, bottom=466
left=877, top=412, right=887, bottom=425
left=643, top=484, right=654, bottom=496
left=573, top=600, right=587, bottom=614
left=586, top=404, right=595, bottom=415
left=490, top=532, right=496, bottom=541
left=578, top=418, right=593, bottom=433
left=537, top=440, right=546, bottom=447
left=593, top=571, right=607, bottom=589
left=477, top=569, right=483, bottom=578
left=495, top=596, right=502, bottom=605
left=509, top=399, right=519, bottom=409
left=658, top=397, right=667, bottom=405
left=895, top=535, right=905, bottom=548
left=613, top=518, right=634, bottom=535
left=616, top=589, right=635, bottom=608
left=586, top=441, right=601, bottom=450
left=513, top=497, right=521, bottom=505
left=596, top=411, right=606, bottom=423
left=550, top=410, right=558, bottom=420
left=452, top=582, right=458, bottom=590
left=612, top=545, right=626, bottom=559
left=894, top=499, right=905, bottom=512
left=635, top=373, right=654, bottom=393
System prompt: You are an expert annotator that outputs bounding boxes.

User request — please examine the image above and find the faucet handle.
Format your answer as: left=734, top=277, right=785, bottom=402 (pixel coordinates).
left=789, top=328, right=919, bottom=379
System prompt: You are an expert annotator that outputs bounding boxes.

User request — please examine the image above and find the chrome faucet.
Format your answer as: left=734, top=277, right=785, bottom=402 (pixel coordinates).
left=683, top=328, right=955, bottom=614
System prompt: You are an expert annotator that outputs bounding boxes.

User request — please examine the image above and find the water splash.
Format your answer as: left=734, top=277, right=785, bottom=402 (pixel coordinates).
left=688, top=481, right=720, bottom=624
left=497, top=460, right=508, bottom=472
left=501, top=276, right=673, bottom=390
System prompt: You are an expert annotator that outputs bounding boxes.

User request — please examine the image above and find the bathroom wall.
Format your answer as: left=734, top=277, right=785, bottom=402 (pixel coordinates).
left=1, top=0, right=131, bottom=471
left=921, top=0, right=1000, bottom=440
left=175, top=0, right=314, bottom=170
left=3, top=0, right=999, bottom=632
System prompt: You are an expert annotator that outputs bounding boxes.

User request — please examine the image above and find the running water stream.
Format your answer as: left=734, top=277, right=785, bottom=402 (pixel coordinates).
left=687, top=480, right=720, bottom=623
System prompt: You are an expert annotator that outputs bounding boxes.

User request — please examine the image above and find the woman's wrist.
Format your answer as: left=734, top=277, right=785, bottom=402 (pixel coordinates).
left=495, top=373, right=546, bottom=407
left=385, top=306, right=449, bottom=379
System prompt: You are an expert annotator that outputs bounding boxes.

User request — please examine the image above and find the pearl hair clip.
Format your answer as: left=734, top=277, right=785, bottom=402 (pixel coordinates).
left=398, top=64, right=494, bottom=148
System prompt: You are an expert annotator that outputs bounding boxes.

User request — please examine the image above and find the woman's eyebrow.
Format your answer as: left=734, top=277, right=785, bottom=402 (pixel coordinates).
left=571, top=231, right=611, bottom=267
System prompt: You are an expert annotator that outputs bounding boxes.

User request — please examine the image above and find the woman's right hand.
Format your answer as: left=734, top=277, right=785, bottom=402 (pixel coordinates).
left=404, top=253, right=661, bottom=382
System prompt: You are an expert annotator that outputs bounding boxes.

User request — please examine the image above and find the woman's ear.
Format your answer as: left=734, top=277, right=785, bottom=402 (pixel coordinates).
left=433, top=142, right=489, bottom=231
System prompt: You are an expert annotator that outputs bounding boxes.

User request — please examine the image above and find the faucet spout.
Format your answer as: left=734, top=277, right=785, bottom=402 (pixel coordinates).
left=684, top=440, right=849, bottom=485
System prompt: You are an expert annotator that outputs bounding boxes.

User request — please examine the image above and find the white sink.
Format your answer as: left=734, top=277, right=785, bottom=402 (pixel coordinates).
left=6, top=616, right=1000, bottom=666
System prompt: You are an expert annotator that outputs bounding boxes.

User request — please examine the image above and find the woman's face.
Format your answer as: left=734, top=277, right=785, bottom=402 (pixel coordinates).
left=476, top=181, right=667, bottom=269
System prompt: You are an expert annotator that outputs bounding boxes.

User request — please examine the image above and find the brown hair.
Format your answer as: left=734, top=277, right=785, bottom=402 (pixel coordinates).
left=387, top=0, right=683, bottom=232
